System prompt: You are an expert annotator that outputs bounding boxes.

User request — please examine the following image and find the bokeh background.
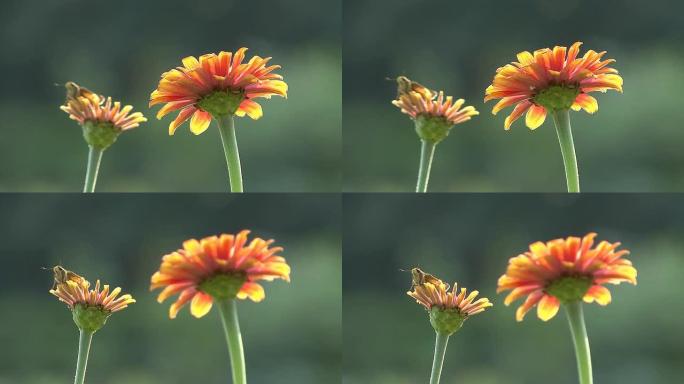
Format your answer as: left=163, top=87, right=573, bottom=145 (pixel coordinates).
left=0, top=0, right=341, bottom=192
left=343, top=0, right=684, bottom=192
left=0, top=194, right=341, bottom=384
left=343, top=194, right=684, bottom=384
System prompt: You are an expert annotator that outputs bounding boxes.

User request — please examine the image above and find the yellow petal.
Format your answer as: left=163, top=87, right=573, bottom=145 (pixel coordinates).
left=237, top=282, right=265, bottom=302
left=574, top=94, right=598, bottom=114
left=583, top=285, right=611, bottom=306
left=537, top=294, right=560, bottom=321
left=525, top=104, right=547, bottom=130
left=189, top=110, right=212, bottom=135
left=182, top=56, right=200, bottom=70
left=190, top=292, right=213, bottom=318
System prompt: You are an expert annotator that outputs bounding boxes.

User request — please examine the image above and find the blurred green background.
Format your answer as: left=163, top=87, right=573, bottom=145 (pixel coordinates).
left=343, top=0, right=684, bottom=192
left=343, top=194, right=684, bottom=384
left=0, top=0, right=341, bottom=192
left=0, top=194, right=341, bottom=384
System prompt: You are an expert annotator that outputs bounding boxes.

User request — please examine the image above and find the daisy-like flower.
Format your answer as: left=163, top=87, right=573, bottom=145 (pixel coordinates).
left=50, top=270, right=135, bottom=332
left=60, top=82, right=146, bottom=192
left=61, top=82, right=147, bottom=149
left=150, top=48, right=287, bottom=135
left=408, top=269, right=492, bottom=335
left=150, top=230, right=290, bottom=319
left=392, top=83, right=479, bottom=144
left=391, top=76, right=479, bottom=192
left=407, top=270, right=491, bottom=384
left=497, top=233, right=636, bottom=322
left=50, top=267, right=135, bottom=384
left=485, top=41, right=622, bottom=130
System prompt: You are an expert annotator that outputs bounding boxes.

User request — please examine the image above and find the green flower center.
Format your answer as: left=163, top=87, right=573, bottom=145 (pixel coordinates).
left=429, top=306, right=466, bottom=336
left=414, top=115, right=453, bottom=144
left=198, top=272, right=247, bottom=300
left=544, top=275, right=593, bottom=304
left=73, top=303, right=111, bottom=333
left=82, top=121, right=121, bottom=150
left=533, top=85, right=580, bottom=111
left=197, top=90, right=245, bottom=118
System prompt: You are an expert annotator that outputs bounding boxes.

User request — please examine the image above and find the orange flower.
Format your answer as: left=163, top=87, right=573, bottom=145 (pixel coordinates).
left=61, top=88, right=147, bottom=132
left=497, top=233, right=636, bottom=322
left=150, top=48, right=287, bottom=135
left=150, top=230, right=290, bottom=319
left=485, top=42, right=623, bottom=130
left=393, top=90, right=479, bottom=127
left=50, top=277, right=135, bottom=313
left=408, top=276, right=492, bottom=316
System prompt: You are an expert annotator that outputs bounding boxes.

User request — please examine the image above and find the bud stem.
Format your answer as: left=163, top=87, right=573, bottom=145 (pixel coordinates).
left=552, top=109, right=580, bottom=193
left=217, top=299, right=247, bottom=384
left=429, top=331, right=450, bottom=384
left=73, top=329, right=93, bottom=384
left=216, top=115, right=244, bottom=193
left=565, top=301, right=593, bottom=384
left=416, top=140, right=437, bottom=193
left=83, top=146, right=103, bottom=193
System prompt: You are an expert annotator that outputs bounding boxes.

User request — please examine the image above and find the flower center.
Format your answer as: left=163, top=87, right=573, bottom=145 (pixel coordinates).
left=533, top=85, right=580, bottom=111
left=544, top=275, right=593, bottom=303
left=429, top=306, right=466, bottom=336
left=197, top=90, right=245, bottom=118
left=73, top=303, right=111, bottom=333
left=82, top=121, right=121, bottom=150
left=198, top=272, right=247, bottom=300
left=414, top=115, right=453, bottom=144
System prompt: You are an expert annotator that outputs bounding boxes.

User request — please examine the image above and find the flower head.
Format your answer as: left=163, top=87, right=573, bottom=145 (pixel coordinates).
left=408, top=270, right=492, bottom=334
left=60, top=82, right=147, bottom=149
left=150, top=48, right=288, bottom=135
left=50, top=269, right=135, bottom=332
left=150, top=230, right=290, bottom=319
left=392, top=77, right=478, bottom=143
left=497, top=233, right=637, bottom=322
left=485, top=42, right=623, bottom=130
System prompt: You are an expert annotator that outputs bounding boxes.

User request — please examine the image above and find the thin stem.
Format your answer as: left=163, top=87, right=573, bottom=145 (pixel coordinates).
left=73, top=330, right=93, bottom=384
left=416, top=140, right=437, bottom=193
left=82, top=146, right=103, bottom=193
left=429, top=331, right=450, bottom=384
left=552, top=109, right=580, bottom=193
left=565, top=301, right=593, bottom=384
left=217, top=299, right=247, bottom=384
left=216, top=115, right=244, bottom=192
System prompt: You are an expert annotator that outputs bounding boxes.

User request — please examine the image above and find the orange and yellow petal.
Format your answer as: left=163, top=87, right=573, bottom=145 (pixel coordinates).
left=189, top=110, right=212, bottom=135
left=237, top=282, right=265, bottom=302
left=583, top=285, right=611, bottom=306
left=572, top=94, right=598, bottom=114
left=190, top=291, right=214, bottom=318
left=525, top=104, right=547, bottom=130
left=504, top=100, right=532, bottom=130
left=537, top=294, right=560, bottom=321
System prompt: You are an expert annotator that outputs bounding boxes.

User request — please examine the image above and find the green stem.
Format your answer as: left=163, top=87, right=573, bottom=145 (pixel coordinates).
left=216, top=115, right=244, bottom=193
left=82, top=146, right=103, bottom=193
left=565, top=301, right=593, bottom=384
left=552, top=109, right=580, bottom=193
left=416, top=140, right=437, bottom=193
left=429, top=331, right=450, bottom=384
left=73, top=330, right=93, bottom=384
left=217, top=299, right=247, bottom=384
